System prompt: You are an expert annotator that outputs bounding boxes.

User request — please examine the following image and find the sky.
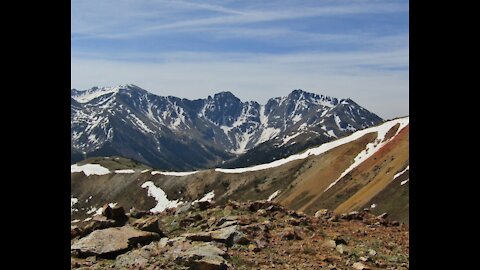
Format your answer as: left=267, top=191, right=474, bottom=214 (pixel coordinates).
left=71, top=0, right=409, bottom=119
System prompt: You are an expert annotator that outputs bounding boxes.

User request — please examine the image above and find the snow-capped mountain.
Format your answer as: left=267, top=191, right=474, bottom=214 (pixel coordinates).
left=71, top=84, right=383, bottom=170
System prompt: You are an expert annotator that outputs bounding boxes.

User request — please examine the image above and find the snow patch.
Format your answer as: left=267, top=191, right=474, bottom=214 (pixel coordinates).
left=141, top=181, right=183, bottom=213
left=71, top=164, right=110, bottom=176
left=326, top=130, right=337, bottom=138
left=400, top=179, right=409, bottom=185
left=71, top=198, right=78, bottom=208
left=114, top=169, right=135, bottom=174
left=191, top=190, right=215, bottom=204
left=257, top=127, right=281, bottom=145
left=151, top=171, right=198, bottom=176
left=73, top=87, right=119, bottom=103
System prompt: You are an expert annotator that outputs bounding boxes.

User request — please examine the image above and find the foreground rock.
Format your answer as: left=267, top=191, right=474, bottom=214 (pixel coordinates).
left=71, top=226, right=160, bottom=258
left=71, top=200, right=409, bottom=269
left=174, top=242, right=229, bottom=270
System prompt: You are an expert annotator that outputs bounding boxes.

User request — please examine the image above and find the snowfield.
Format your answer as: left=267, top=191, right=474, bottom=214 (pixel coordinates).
left=71, top=164, right=110, bottom=176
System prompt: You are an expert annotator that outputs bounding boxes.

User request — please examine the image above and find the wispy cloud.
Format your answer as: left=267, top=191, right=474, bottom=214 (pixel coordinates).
left=72, top=0, right=407, bottom=39
left=71, top=0, right=409, bottom=119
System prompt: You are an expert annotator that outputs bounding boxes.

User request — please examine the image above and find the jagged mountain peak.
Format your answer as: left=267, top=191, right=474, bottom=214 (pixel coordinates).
left=71, top=85, right=383, bottom=170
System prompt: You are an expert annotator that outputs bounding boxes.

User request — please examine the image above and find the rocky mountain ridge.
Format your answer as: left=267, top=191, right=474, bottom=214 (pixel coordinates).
left=71, top=85, right=383, bottom=170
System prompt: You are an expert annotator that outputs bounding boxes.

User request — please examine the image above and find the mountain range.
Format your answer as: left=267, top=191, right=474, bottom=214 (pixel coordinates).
left=71, top=85, right=383, bottom=170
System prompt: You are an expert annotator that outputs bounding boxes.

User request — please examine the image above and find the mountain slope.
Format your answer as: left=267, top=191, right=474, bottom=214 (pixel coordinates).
left=71, top=117, right=409, bottom=224
left=71, top=85, right=383, bottom=170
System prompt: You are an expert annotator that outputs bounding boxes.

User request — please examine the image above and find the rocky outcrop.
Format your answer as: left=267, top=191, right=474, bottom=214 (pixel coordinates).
left=71, top=226, right=160, bottom=258
left=71, top=200, right=409, bottom=269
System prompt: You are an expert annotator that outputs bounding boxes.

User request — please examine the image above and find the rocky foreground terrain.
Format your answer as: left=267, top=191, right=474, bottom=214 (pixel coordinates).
left=71, top=200, right=408, bottom=270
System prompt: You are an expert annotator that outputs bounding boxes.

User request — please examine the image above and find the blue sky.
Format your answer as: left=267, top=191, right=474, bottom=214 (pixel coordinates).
left=71, top=0, right=409, bottom=119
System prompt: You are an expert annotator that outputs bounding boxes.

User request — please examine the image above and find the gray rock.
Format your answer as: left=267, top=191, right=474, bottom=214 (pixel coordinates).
left=321, top=240, right=337, bottom=249
left=233, top=231, right=250, bottom=245
left=174, top=202, right=192, bottom=215
left=210, top=225, right=241, bottom=245
left=315, top=209, right=333, bottom=219
left=129, top=207, right=148, bottom=219
left=174, top=242, right=228, bottom=270
left=131, top=215, right=163, bottom=235
left=352, top=262, right=370, bottom=269
left=184, top=232, right=212, bottom=242
left=71, top=226, right=160, bottom=258
left=114, top=241, right=159, bottom=268
left=336, top=244, right=350, bottom=255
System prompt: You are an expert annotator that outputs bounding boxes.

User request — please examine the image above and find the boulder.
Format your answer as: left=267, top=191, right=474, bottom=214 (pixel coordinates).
left=321, top=240, right=337, bottom=249
left=174, top=242, right=228, bottom=270
left=71, top=226, right=160, bottom=258
left=81, top=215, right=121, bottom=237
left=210, top=225, right=241, bottom=246
left=335, top=244, right=350, bottom=255
left=174, top=202, right=192, bottom=215
left=352, top=262, right=370, bottom=270
left=114, top=241, right=160, bottom=268
left=193, top=201, right=212, bottom=211
left=315, top=209, right=333, bottom=219
left=129, top=207, right=148, bottom=219
left=102, top=204, right=127, bottom=221
left=184, top=232, right=212, bottom=242
left=131, top=215, right=164, bottom=235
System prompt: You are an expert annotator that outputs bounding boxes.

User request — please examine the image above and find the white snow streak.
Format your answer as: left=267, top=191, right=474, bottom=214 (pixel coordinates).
left=114, top=169, right=135, bottom=174
left=393, top=165, right=409, bottom=179
left=400, top=179, right=409, bottom=185
left=267, top=190, right=281, bottom=201
left=151, top=171, right=198, bottom=176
